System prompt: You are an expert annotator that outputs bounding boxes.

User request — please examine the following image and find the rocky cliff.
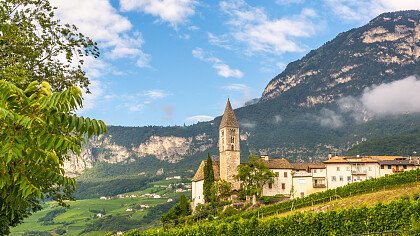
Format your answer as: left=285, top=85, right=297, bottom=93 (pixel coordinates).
left=262, top=11, right=419, bottom=106
left=65, top=10, right=420, bottom=177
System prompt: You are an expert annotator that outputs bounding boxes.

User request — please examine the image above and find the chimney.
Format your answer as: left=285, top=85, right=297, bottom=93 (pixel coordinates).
left=356, top=155, right=360, bottom=158
left=328, top=153, right=332, bottom=159
left=261, top=155, right=269, bottom=161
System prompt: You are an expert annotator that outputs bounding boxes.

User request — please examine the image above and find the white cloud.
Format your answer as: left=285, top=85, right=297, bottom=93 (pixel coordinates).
left=222, top=84, right=252, bottom=107
left=208, top=32, right=232, bottom=50
left=120, top=0, right=197, bottom=26
left=361, top=76, right=420, bottom=115
left=240, top=121, right=256, bottom=128
left=129, top=103, right=145, bottom=112
left=337, top=76, right=420, bottom=122
left=219, top=0, right=319, bottom=55
left=274, top=115, right=282, bottom=123
left=222, top=83, right=250, bottom=92
left=213, top=64, right=244, bottom=78
left=186, top=115, right=214, bottom=124
left=276, top=0, right=305, bottom=5
left=144, top=90, right=170, bottom=99
left=314, top=108, right=344, bottom=128
left=192, top=48, right=244, bottom=78
left=51, top=0, right=150, bottom=68
left=79, top=80, right=104, bottom=113
left=325, top=0, right=420, bottom=22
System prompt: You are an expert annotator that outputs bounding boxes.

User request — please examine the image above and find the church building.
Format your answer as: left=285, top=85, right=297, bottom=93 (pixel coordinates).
left=191, top=99, right=240, bottom=208
left=191, top=100, right=420, bottom=210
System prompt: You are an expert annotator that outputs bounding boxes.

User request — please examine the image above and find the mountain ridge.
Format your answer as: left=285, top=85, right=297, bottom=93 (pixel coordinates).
left=66, top=10, right=420, bottom=178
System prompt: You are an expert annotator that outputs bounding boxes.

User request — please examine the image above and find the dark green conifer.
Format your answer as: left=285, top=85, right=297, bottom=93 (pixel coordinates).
left=203, top=153, right=215, bottom=203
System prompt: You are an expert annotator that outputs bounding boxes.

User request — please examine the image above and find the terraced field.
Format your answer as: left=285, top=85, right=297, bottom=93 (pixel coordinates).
left=10, top=179, right=191, bottom=236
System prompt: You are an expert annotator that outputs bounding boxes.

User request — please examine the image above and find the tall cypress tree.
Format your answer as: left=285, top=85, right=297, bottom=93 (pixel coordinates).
left=203, top=153, right=215, bottom=203
left=178, top=194, right=191, bottom=216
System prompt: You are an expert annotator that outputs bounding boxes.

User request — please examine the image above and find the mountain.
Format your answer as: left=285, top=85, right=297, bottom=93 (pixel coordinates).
left=66, top=10, right=420, bottom=181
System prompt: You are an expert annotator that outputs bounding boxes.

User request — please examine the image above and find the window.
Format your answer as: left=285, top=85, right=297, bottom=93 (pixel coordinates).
left=231, top=145, right=234, bottom=150
left=320, top=169, right=323, bottom=173
left=368, top=167, right=372, bottom=171
left=357, top=176, right=361, bottom=180
left=347, top=176, right=352, bottom=182
left=346, top=167, right=350, bottom=171
left=339, top=176, right=344, bottom=181
left=281, top=183, right=286, bottom=189
left=403, top=165, right=407, bottom=169
left=268, top=183, right=273, bottom=189
left=381, top=165, right=384, bottom=169
left=331, top=176, right=336, bottom=181
left=313, top=169, right=317, bottom=173
left=284, top=172, right=288, bottom=178
left=300, top=192, right=305, bottom=197
left=388, top=165, right=391, bottom=169
left=336, top=167, right=340, bottom=171
left=275, top=172, right=279, bottom=177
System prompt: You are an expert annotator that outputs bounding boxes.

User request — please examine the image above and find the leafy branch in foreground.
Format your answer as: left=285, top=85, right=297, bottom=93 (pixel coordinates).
left=0, top=80, right=107, bottom=235
left=0, top=0, right=99, bottom=92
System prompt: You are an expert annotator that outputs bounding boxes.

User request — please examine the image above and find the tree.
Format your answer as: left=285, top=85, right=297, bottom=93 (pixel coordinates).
left=235, top=154, right=275, bottom=198
left=178, top=194, right=191, bottom=216
left=211, top=180, right=232, bottom=202
left=0, top=0, right=98, bottom=92
left=203, top=154, right=214, bottom=203
left=161, top=194, right=191, bottom=227
left=0, top=80, right=106, bottom=234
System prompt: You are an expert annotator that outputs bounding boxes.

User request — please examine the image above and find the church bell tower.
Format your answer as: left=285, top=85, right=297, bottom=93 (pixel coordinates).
left=219, top=99, right=240, bottom=190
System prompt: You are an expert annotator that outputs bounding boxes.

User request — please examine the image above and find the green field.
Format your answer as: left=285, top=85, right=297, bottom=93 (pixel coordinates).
left=10, top=179, right=191, bottom=236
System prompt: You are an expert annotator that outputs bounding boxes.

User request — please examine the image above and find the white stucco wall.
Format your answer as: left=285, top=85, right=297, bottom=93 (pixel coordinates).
left=191, top=180, right=204, bottom=209
left=262, top=169, right=293, bottom=197
left=326, top=163, right=353, bottom=189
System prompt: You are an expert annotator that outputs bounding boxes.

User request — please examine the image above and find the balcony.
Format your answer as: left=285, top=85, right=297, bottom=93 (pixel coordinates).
left=313, top=183, right=326, bottom=188
left=313, top=178, right=326, bottom=188
left=351, top=169, right=367, bottom=175
left=392, top=168, right=404, bottom=173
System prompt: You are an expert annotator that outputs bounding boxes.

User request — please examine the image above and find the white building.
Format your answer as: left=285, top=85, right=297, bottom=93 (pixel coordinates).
left=261, top=157, right=294, bottom=197
left=191, top=160, right=220, bottom=209
left=291, top=163, right=327, bottom=198
left=324, top=156, right=420, bottom=189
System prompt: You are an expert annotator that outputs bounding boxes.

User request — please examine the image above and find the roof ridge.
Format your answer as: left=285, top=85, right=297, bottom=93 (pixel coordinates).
left=220, top=99, right=239, bottom=129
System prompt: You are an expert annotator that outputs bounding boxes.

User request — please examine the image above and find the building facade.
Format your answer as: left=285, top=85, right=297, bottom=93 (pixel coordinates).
left=192, top=100, right=420, bottom=209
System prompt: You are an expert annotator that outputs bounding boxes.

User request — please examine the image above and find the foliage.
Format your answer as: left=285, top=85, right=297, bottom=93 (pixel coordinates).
left=0, top=0, right=98, bottom=91
left=179, top=195, right=190, bottom=216
left=235, top=154, right=275, bottom=198
left=161, top=194, right=192, bottom=227
left=37, top=208, right=66, bottom=225
left=210, top=180, right=232, bottom=202
left=82, top=214, right=143, bottom=234
left=346, top=133, right=420, bottom=156
left=74, top=176, right=153, bottom=200
left=203, top=154, right=215, bottom=203
left=127, top=197, right=420, bottom=236
left=22, top=231, right=51, bottom=236
left=235, top=169, right=420, bottom=221
left=0, top=81, right=106, bottom=234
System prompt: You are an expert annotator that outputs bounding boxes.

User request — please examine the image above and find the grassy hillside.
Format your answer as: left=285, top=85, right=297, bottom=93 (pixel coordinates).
left=10, top=179, right=192, bottom=236
left=345, top=133, right=420, bottom=156
left=127, top=170, right=420, bottom=235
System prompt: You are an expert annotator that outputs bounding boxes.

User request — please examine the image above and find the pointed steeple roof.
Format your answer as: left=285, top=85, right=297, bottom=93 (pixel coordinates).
left=220, top=99, right=239, bottom=129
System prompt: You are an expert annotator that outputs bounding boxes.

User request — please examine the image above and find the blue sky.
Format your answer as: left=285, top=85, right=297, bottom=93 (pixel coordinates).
left=50, top=0, right=420, bottom=126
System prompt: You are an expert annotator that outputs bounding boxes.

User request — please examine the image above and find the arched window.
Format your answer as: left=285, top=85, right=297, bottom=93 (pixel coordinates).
left=231, top=145, right=234, bottom=150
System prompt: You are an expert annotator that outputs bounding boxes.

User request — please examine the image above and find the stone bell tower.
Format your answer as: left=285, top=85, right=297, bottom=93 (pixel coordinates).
left=219, top=99, right=240, bottom=190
